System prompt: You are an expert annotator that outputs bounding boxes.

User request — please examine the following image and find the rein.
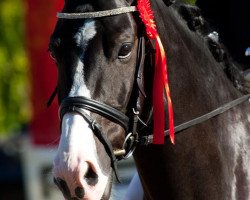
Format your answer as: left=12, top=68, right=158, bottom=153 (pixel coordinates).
left=140, top=94, right=250, bottom=145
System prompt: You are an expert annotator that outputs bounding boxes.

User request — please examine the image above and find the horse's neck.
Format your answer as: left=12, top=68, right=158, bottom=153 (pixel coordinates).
left=140, top=0, right=243, bottom=131
left=154, top=2, right=242, bottom=123
left=135, top=2, right=250, bottom=199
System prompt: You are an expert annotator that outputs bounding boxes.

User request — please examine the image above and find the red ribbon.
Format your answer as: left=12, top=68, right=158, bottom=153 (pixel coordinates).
left=137, top=0, right=175, bottom=144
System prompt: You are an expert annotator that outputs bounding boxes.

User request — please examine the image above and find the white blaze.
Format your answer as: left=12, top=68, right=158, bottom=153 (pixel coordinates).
left=70, top=19, right=97, bottom=98
left=54, top=19, right=109, bottom=199
left=69, top=60, right=90, bottom=98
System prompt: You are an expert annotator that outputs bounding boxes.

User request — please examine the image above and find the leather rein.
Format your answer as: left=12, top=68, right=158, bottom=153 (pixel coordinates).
left=48, top=6, right=250, bottom=177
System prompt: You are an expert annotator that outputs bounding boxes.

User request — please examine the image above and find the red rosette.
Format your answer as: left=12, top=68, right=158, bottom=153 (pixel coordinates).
left=137, top=0, right=175, bottom=144
left=137, top=0, right=157, bottom=39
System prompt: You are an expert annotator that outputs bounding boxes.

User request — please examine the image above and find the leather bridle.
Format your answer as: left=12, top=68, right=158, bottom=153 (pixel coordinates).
left=48, top=4, right=250, bottom=180
left=56, top=33, right=148, bottom=180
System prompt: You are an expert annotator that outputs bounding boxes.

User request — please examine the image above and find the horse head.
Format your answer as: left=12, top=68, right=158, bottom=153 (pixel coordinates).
left=49, top=0, right=141, bottom=199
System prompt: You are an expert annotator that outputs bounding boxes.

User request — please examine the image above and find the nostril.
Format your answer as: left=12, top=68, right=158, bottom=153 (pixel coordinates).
left=75, top=187, right=85, bottom=198
left=84, top=163, right=99, bottom=186
left=53, top=177, right=71, bottom=198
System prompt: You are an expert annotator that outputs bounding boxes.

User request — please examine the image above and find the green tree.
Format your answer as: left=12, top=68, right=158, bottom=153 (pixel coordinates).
left=0, top=0, right=30, bottom=137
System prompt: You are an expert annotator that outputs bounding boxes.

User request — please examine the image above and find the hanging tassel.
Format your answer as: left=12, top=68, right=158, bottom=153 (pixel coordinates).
left=137, top=0, right=175, bottom=144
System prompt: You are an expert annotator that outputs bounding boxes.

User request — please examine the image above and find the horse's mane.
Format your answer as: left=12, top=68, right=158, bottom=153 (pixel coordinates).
left=164, top=0, right=246, bottom=94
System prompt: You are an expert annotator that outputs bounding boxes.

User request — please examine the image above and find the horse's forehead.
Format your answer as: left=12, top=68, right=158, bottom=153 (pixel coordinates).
left=53, top=0, right=133, bottom=36
left=74, top=19, right=96, bottom=46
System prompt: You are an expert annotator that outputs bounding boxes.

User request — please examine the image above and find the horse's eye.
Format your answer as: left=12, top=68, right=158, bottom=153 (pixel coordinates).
left=118, top=43, right=133, bottom=59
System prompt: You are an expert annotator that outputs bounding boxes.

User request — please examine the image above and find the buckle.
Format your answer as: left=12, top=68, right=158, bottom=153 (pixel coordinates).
left=113, top=132, right=138, bottom=159
left=122, top=132, right=139, bottom=159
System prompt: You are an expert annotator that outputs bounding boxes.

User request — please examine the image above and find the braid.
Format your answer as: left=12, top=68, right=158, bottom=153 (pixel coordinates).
left=164, top=1, right=247, bottom=93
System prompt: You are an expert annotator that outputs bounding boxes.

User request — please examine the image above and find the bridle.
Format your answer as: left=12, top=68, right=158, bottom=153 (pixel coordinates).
left=48, top=4, right=250, bottom=180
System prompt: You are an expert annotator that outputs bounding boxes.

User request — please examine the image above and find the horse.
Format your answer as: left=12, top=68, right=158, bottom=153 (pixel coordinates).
left=48, top=0, right=250, bottom=199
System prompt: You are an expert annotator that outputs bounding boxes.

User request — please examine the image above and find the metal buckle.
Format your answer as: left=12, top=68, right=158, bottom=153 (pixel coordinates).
left=120, top=132, right=139, bottom=159
left=114, top=109, right=140, bottom=159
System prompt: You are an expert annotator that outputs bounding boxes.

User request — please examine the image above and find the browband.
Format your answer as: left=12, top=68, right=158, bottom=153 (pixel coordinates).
left=57, top=6, right=137, bottom=19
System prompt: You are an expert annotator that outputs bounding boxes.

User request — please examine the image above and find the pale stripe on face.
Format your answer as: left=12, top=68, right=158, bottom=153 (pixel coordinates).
left=70, top=19, right=97, bottom=98
left=54, top=19, right=110, bottom=199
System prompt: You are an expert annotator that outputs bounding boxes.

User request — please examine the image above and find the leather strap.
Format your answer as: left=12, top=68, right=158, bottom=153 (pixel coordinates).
left=47, top=86, right=57, bottom=108
left=60, top=96, right=130, bottom=131
left=140, top=94, right=250, bottom=145
left=57, top=6, right=137, bottom=19
left=137, top=37, right=146, bottom=98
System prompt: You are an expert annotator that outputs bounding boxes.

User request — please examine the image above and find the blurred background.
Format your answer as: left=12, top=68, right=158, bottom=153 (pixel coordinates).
left=0, top=0, right=193, bottom=199
left=0, top=0, right=63, bottom=199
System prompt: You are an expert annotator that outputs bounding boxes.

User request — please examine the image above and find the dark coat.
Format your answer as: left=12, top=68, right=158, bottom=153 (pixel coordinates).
left=196, top=0, right=250, bottom=68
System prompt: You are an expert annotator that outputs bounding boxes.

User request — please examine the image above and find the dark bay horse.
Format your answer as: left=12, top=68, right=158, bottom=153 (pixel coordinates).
left=49, top=0, right=250, bottom=199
